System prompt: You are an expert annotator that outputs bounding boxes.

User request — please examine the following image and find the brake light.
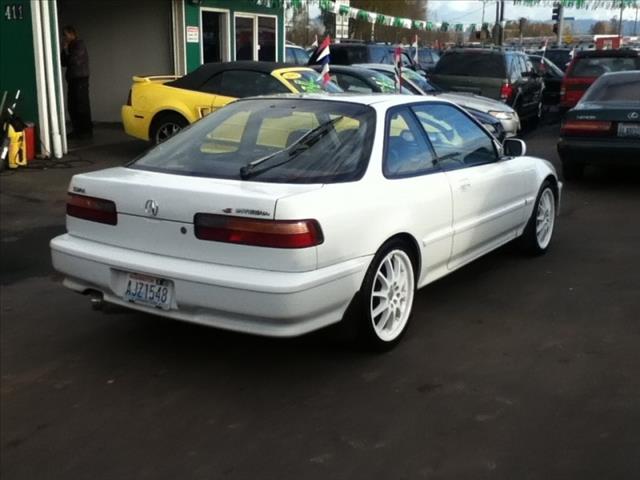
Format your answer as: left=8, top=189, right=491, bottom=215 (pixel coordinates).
left=500, top=83, right=514, bottom=103
left=194, top=214, right=323, bottom=249
left=67, top=193, right=117, bottom=225
left=561, top=119, right=612, bottom=136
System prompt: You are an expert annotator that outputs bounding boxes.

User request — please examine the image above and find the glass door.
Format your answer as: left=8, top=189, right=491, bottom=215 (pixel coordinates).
left=258, top=16, right=276, bottom=61
left=235, top=15, right=254, bottom=61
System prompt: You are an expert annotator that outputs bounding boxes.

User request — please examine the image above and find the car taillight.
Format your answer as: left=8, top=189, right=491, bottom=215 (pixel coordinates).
left=560, top=119, right=612, bottom=136
left=67, top=193, right=117, bottom=225
left=500, top=83, right=514, bottom=103
left=194, top=214, right=323, bottom=249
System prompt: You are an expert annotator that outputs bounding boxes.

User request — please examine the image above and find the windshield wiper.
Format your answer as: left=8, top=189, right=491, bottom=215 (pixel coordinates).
left=239, top=116, right=343, bottom=180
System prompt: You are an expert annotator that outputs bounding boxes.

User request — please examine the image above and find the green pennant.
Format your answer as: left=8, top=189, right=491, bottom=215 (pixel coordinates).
left=376, top=13, right=386, bottom=25
left=393, top=17, right=404, bottom=28
left=338, top=4, right=350, bottom=16
left=441, top=22, right=449, bottom=32
left=426, top=22, right=433, bottom=31
left=357, top=9, right=369, bottom=22
left=455, top=23, right=463, bottom=32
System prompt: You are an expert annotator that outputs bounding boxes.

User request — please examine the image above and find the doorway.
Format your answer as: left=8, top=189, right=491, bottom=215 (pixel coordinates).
left=201, top=9, right=229, bottom=63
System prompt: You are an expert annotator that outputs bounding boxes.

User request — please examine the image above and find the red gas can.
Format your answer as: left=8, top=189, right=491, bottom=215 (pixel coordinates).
left=23, top=122, right=35, bottom=162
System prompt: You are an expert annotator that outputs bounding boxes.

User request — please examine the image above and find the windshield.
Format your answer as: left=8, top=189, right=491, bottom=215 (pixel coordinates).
left=433, top=52, right=506, bottom=78
left=131, top=99, right=375, bottom=184
left=571, top=56, right=640, bottom=78
left=580, top=72, right=640, bottom=105
left=280, top=70, right=343, bottom=93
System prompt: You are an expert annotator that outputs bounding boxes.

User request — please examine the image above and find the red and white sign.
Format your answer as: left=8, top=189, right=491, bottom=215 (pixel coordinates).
left=186, top=26, right=199, bottom=43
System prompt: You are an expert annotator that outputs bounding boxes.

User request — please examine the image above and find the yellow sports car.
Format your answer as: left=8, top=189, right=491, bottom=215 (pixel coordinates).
left=122, top=61, right=341, bottom=144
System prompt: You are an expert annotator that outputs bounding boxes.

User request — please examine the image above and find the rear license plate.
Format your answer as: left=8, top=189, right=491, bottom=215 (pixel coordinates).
left=618, top=123, right=640, bottom=138
left=124, top=272, right=173, bottom=310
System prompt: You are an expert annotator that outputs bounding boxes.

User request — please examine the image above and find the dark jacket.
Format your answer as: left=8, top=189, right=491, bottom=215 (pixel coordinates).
left=61, top=39, right=90, bottom=80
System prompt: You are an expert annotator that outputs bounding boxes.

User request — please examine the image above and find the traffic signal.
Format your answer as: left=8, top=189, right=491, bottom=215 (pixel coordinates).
left=552, top=3, right=561, bottom=21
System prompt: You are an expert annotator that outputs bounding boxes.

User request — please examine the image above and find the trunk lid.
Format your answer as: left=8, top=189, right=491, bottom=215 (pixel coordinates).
left=67, top=167, right=323, bottom=272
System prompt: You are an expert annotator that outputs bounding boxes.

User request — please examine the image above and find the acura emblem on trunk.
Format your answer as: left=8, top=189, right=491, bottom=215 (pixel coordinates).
left=144, top=199, right=159, bottom=217
left=628, top=112, right=639, bottom=120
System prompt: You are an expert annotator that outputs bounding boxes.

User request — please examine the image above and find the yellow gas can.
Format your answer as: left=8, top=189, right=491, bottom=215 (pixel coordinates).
left=7, top=124, right=27, bottom=168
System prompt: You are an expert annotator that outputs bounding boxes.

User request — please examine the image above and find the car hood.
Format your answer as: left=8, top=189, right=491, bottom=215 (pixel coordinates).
left=436, top=92, right=515, bottom=113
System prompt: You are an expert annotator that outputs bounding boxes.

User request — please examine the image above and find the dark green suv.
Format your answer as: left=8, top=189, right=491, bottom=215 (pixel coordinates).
left=431, top=48, right=545, bottom=122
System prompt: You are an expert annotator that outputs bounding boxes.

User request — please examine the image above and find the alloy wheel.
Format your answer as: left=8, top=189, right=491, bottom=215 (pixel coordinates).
left=370, top=250, right=415, bottom=342
left=536, top=188, right=555, bottom=249
left=156, top=122, right=182, bottom=143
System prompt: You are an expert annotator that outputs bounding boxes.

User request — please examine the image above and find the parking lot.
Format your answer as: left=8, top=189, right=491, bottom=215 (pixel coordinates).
left=1, top=119, right=639, bottom=479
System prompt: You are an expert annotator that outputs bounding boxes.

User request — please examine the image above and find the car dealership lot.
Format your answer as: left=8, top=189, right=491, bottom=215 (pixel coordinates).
left=1, top=122, right=639, bottom=479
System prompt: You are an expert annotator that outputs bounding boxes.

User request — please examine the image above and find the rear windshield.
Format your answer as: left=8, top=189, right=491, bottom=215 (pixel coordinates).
left=580, top=72, right=640, bottom=104
left=279, top=69, right=342, bottom=93
left=433, top=52, right=506, bottom=78
left=131, top=99, right=375, bottom=184
left=544, top=50, right=572, bottom=69
left=571, top=56, right=640, bottom=77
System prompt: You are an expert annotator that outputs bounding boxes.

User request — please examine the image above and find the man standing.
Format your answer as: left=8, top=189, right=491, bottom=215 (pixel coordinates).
left=61, top=25, right=92, bottom=139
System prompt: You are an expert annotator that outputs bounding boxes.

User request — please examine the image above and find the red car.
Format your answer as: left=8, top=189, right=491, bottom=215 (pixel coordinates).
left=560, top=49, right=640, bottom=110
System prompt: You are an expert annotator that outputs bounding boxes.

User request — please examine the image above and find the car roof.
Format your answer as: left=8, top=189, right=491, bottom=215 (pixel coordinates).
left=168, top=61, right=309, bottom=89
left=310, top=64, right=376, bottom=75
left=236, top=93, right=452, bottom=109
left=355, top=63, right=394, bottom=71
left=575, top=49, right=639, bottom=58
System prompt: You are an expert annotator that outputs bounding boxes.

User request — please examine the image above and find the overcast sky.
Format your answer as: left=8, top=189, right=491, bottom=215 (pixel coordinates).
left=427, top=0, right=639, bottom=24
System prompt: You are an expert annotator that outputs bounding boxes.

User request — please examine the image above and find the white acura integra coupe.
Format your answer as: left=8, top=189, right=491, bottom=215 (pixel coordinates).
left=51, top=94, right=560, bottom=349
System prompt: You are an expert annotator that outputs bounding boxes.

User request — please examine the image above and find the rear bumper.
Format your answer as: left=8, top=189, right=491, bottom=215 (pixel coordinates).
left=50, top=234, right=371, bottom=337
left=121, top=105, right=150, bottom=141
left=558, top=138, right=640, bottom=164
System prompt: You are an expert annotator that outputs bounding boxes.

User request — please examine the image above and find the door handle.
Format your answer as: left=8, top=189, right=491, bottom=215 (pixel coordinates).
left=459, top=179, right=472, bottom=191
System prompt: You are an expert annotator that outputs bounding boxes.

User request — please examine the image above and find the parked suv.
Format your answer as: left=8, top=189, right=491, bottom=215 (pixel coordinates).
left=560, top=49, right=640, bottom=110
left=431, top=48, right=545, bottom=122
left=329, top=41, right=424, bottom=74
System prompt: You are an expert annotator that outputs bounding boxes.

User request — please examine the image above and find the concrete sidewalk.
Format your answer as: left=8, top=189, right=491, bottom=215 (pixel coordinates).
left=0, top=126, right=147, bottom=236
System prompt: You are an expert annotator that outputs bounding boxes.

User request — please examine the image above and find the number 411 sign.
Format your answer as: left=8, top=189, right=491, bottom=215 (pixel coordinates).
left=4, top=4, right=24, bottom=21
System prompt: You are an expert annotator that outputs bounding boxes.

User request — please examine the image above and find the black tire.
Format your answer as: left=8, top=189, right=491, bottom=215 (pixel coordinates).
left=561, top=156, right=585, bottom=181
left=519, top=180, right=557, bottom=255
left=347, top=239, right=418, bottom=352
left=149, top=112, right=189, bottom=145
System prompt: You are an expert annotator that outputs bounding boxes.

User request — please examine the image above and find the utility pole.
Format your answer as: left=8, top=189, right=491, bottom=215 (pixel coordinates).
left=618, top=0, right=624, bottom=37
left=495, top=0, right=502, bottom=45
left=635, top=6, right=638, bottom=36
left=557, top=4, right=564, bottom=47
left=500, top=0, right=505, bottom=46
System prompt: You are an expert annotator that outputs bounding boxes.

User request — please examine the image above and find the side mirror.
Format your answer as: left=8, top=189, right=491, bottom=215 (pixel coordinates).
left=503, top=138, right=527, bottom=157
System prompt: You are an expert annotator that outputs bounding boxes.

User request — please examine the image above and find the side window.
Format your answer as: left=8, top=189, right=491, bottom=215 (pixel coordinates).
left=285, top=47, right=296, bottom=64
left=200, top=73, right=223, bottom=94
left=524, top=58, right=536, bottom=76
left=216, top=70, right=289, bottom=98
left=401, top=53, right=413, bottom=67
left=333, top=73, right=374, bottom=93
left=411, top=103, right=497, bottom=171
left=293, top=48, right=310, bottom=65
left=507, top=54, right=521, bottom=82
left=384, top=108, right=438, bottom=178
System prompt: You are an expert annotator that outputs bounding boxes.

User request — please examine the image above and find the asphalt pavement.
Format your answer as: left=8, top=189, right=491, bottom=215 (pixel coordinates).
left=1, top=120, right=639, bottom=480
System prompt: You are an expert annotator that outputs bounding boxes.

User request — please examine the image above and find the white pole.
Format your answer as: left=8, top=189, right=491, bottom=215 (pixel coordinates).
left=30, top=0, right=51, bottom=157
left=50, top=0, right=67, bottom=154
left=40, top=0, right=63, bottom=159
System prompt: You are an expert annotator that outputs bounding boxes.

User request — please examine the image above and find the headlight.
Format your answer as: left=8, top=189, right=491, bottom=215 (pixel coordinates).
left=489, top=111, right=512, bottom=120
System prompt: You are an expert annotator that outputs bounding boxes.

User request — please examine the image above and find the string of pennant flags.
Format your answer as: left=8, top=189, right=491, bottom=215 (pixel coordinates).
left=253, top=0, right=639, bottom=34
